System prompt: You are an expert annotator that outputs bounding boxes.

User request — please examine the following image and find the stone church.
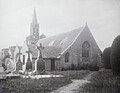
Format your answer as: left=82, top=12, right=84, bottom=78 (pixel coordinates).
left=21, top=9, right=102, bottom=71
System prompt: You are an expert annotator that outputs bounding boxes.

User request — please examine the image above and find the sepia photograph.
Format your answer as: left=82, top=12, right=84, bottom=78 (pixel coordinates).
left=0, top=0, right=120, bottom=93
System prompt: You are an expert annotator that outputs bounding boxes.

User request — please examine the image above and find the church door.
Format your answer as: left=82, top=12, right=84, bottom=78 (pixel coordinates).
left=51, top=59, right=55, bottom=71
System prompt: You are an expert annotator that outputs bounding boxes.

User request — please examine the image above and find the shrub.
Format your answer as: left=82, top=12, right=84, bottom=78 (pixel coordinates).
left=61, top=63, right=99, bottom=71
left=1, top=77, right=71, bottom=93
left=79, top=69, right=120, bottom=93
left=111, top=35, right=120, bottom=75
left=76, top=63, right=99, bottom=71
left=102, top=47, right=111, bottom=69
left=89, top=63, right=99, bottom=71
left=70, top=63, right=76, bottom=70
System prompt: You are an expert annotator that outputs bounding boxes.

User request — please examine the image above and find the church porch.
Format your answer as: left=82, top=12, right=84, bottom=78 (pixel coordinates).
left=44, top=58, right=61, bottom=71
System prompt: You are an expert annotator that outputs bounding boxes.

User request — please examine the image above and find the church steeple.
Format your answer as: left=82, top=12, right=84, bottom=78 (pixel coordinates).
left=26, top=8, right=40, bottom=44
left=32, top=8, right=37, bottom=25
left=26, top=8, right=46, bottom=45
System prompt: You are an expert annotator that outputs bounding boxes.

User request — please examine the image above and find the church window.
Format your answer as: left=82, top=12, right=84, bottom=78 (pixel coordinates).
left=65, top=52, right=69, bottom=63
left=82, top=41, right=90, bottom=57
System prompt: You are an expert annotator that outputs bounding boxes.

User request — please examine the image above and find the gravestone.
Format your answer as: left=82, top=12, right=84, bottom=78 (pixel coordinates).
left=5, top=56, right=15, bottom=73
left=36, top=43, right=45, bottom=72
left=23, top=55, right=25, bottom=65
left=36, top=58, right=45, bottom=71
left=26, top=48, right=32, bottom=71
left=0, top=60, right=6, bottom=79
left=16, top=50, right=22, bottom=71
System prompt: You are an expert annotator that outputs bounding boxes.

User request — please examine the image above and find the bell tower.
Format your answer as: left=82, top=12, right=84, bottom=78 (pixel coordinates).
left=26, top=8, right=39, bottom=44
left=30, top=8, right=39, bottom=38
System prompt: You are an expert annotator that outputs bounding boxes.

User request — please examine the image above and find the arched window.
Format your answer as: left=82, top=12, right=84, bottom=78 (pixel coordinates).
left=82, top=41, right=90, bottom=57
left=65, top=52, right=69, bottom=63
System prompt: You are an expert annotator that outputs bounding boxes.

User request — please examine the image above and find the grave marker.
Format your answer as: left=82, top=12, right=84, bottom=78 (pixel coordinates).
left=26, top=48, right=32, bottom=71
left=36, top=43, right=45, bottom=72
left=16, top=50, right=22, bottom=71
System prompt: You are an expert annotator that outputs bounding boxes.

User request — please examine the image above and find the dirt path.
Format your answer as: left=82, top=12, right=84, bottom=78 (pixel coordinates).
left=51, top=72, right=96, bottom=93
left=51, top=79, right=89, bottom=93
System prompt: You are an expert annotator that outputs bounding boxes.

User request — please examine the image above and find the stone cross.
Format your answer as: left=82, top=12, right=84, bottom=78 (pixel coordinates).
left=26, top=48, right=32, bottom=61
left=17, top=49, right=22, bottom=62
left=16, top=50, right=23, bottom=71
left=37, top=43, right=44, bottom=59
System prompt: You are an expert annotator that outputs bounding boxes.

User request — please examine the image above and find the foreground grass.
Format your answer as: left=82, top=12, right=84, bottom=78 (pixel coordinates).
left=78, top=68, right=120, bottom=93
left=49, top=70, right=92, bottom=79
left=1, top=77, right=71, bottom=93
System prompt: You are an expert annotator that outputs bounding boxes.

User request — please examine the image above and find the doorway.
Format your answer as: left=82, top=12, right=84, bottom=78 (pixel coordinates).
left=51, top=59, right=55, bottom=71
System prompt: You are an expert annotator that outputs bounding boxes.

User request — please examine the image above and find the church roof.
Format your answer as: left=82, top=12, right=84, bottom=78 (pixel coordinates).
left=42, top=46, right=61, bottom=58
left=24, top=26, right=83, bottom=59
left=37, top=26, right=84, bottom=58
left=24, top=24, right=101, bottom=59
left=27, top=44, right=38, bottom=58
left=26, top=44, right=61, bottom=58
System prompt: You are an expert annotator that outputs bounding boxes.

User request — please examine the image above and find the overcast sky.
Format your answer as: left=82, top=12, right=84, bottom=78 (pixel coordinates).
left=0, top=0, right=120, bottom=51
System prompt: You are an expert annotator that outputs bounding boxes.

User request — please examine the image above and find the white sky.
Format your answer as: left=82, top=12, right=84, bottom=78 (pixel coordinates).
left=0, top=0, right=120, bottom=51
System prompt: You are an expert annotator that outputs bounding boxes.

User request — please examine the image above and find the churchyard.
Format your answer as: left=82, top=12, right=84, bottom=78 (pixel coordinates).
left=0, top=5, right=120, bottom=93
left=0, top=70, right=91, bottom=93
left=1, top=35, right=120, bottom=93
left=1, top=76, right=71, bottom=93
left=0, top=43, right=93, bottom=93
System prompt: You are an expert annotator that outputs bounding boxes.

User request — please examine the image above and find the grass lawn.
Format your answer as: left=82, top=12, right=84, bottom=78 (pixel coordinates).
left=78, top=68, right=120, bottom=93
left=1, top=77, right=71, bottom=93
left=49, top=70, right=92, bottom=79
left=1, top=70, right=92, bottom=93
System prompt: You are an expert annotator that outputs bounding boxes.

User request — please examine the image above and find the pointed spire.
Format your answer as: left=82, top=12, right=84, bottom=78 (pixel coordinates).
left=32, top=8, right=37, bottom=25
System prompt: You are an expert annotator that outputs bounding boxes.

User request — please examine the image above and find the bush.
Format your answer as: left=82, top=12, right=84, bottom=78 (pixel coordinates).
left=111, top=35, right=120, bottom=75
left=50, top=70, right=91, bottom=79
left=79, top=69, right=120, bottom=93
left=89, top=64, right=99, bottom=71
left=61, top=63, right=99, bottom=71
left=102, top=47, right=111, bottom=69
left=1, top=77, right=71, bottom=93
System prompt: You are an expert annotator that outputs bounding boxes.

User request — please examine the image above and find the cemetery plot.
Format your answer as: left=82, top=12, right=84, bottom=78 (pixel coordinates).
left=1, top=76, right=71, bottom=93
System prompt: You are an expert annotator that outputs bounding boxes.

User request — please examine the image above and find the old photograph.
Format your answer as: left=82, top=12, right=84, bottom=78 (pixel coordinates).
left=0, top=0, right=120, bottom=93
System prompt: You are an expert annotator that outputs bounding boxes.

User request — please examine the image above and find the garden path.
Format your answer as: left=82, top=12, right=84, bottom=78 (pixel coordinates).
left=51, top=72, right=96, bottom=93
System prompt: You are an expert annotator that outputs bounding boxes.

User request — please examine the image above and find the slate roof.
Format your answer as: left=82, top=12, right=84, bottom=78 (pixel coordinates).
left=27, top=44, right=38, bottom=58
left=24, top=26, right=84, bottom=59
left=35, top=26, right=84, bottom=58
left=42, top=46, right=61, bottom=58
left=37, top=27, right=83, bottom=54
left=26, top=44, right=61, bottom=58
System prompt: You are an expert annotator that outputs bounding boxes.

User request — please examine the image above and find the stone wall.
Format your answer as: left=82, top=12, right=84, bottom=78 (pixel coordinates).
left=59, top=25, right=102, bottom=70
